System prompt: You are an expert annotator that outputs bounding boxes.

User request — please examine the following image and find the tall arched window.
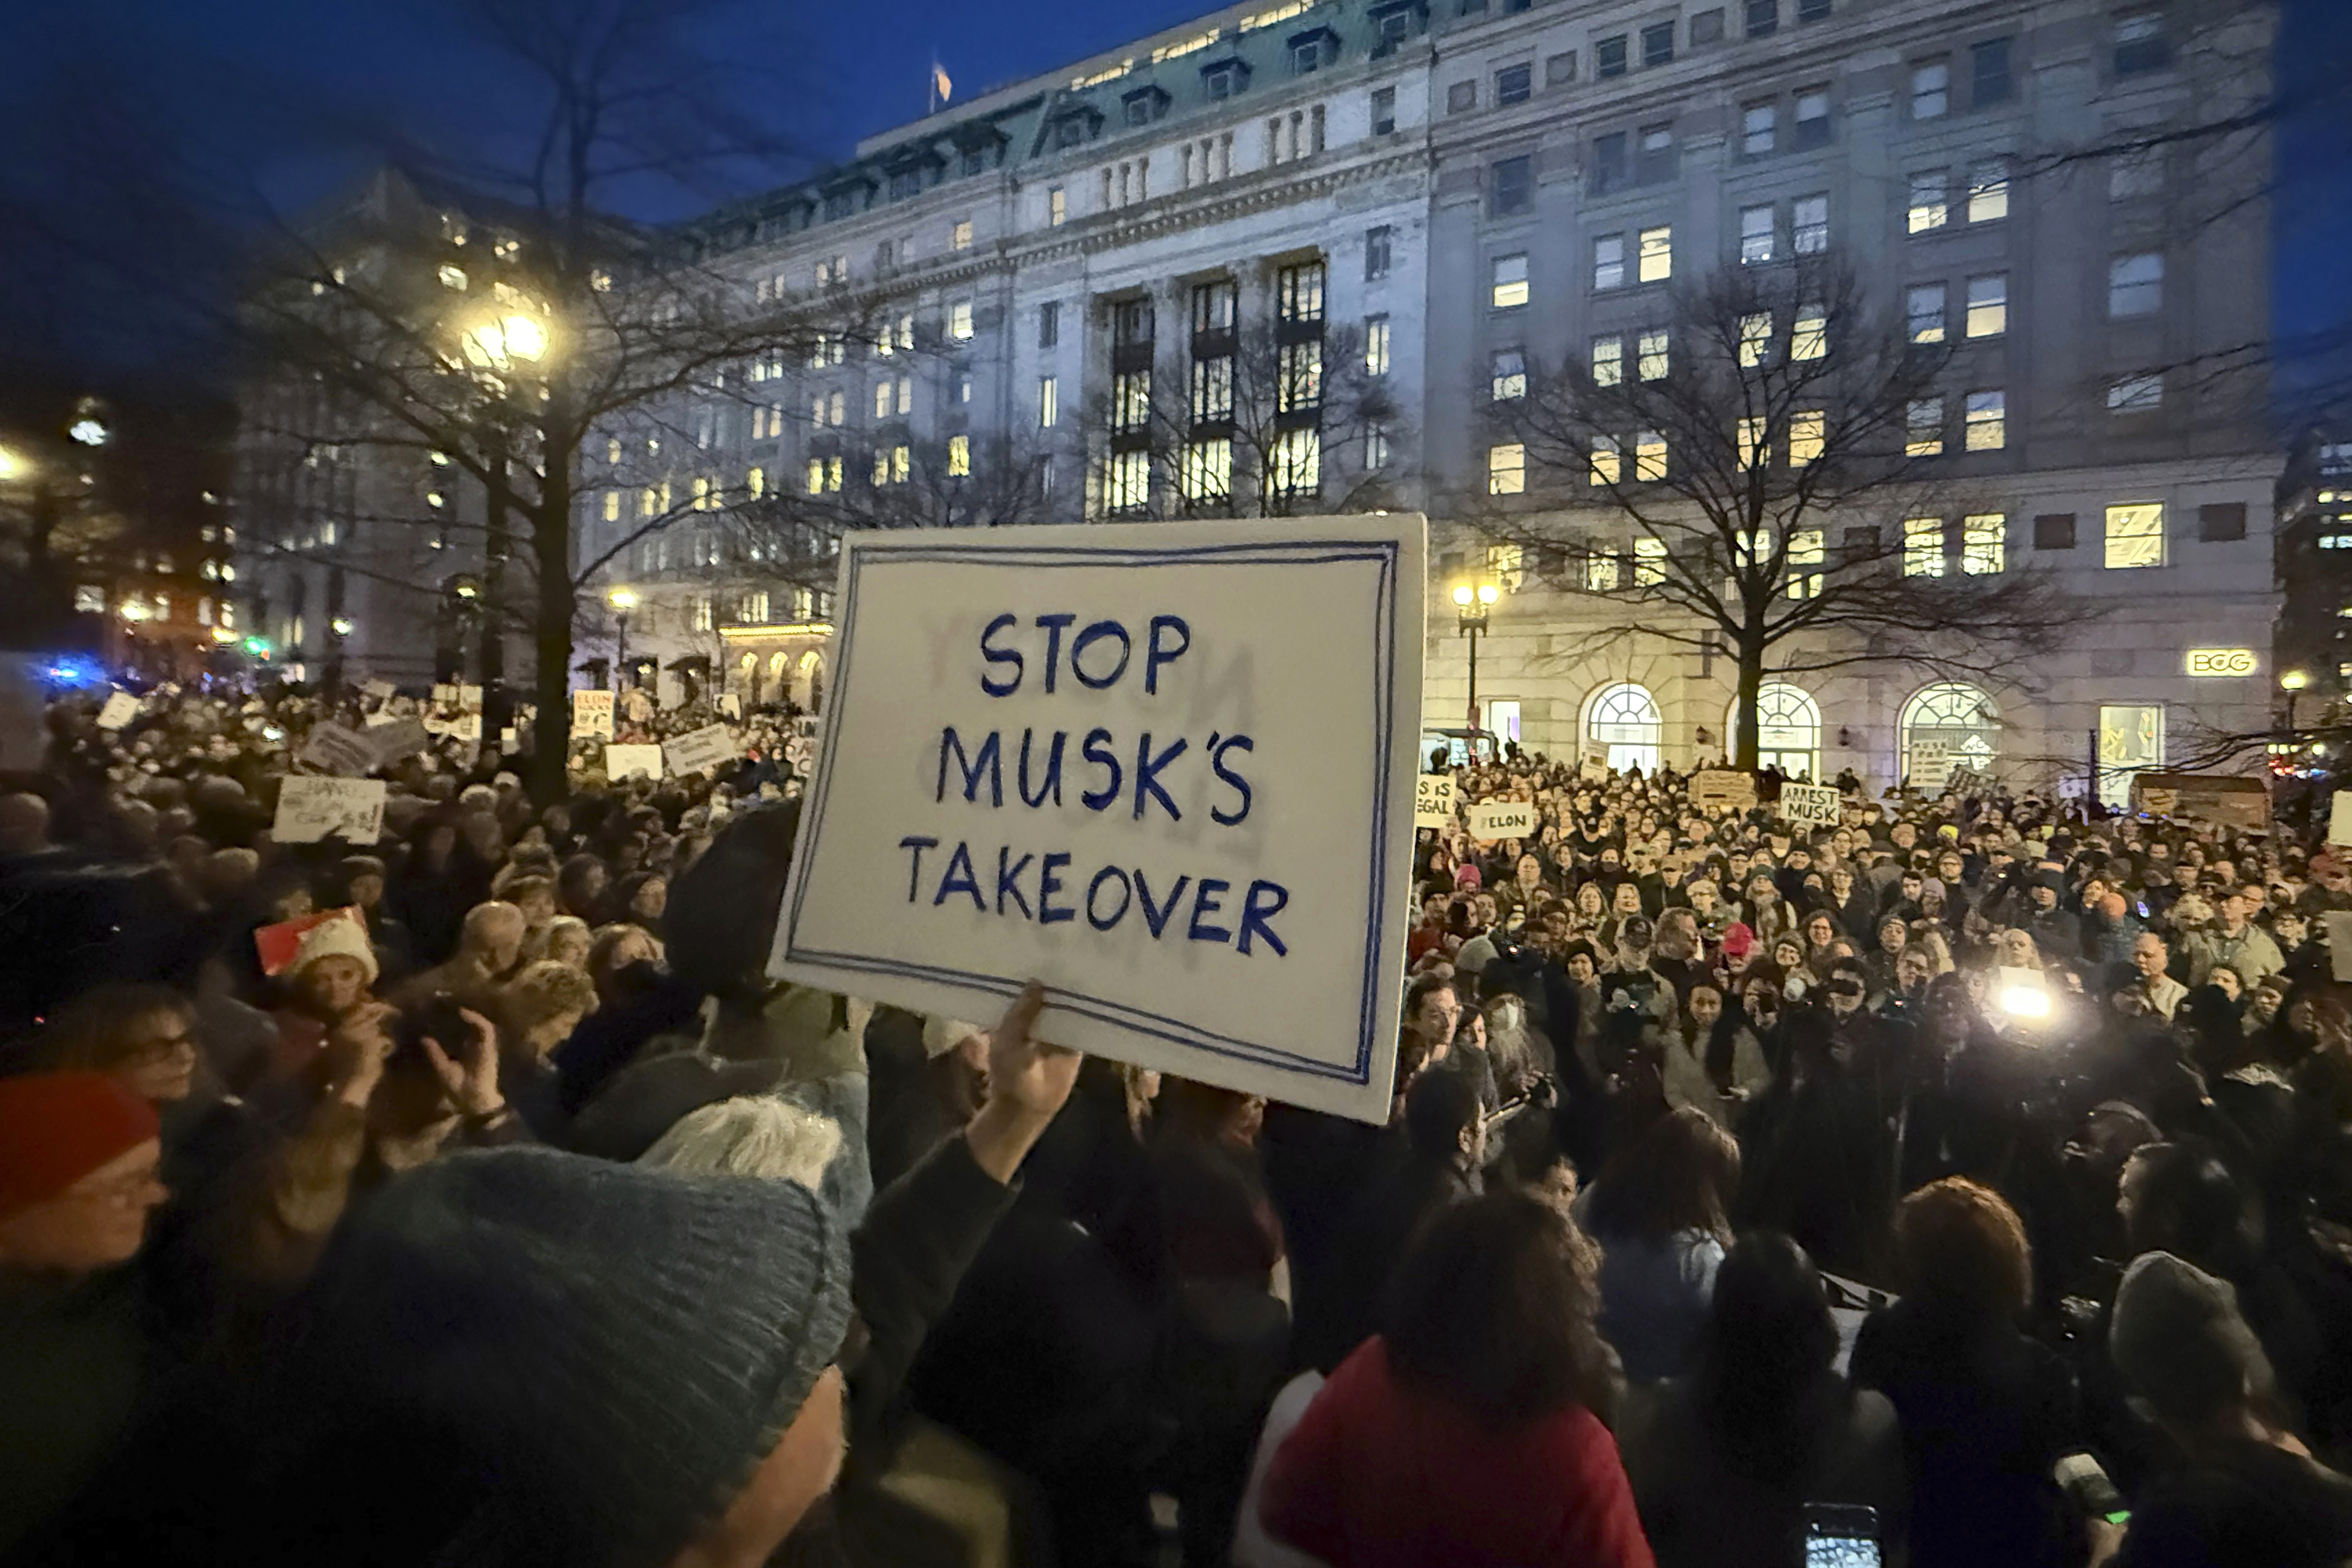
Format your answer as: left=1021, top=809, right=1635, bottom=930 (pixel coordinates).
left=799, top=650, right=825, bottom=713
left=1725, top=682, right=1822, bottom=779
left=1586, top=682, right=1662, bottom=773
left=1900, top=682, right=1999, bottom=789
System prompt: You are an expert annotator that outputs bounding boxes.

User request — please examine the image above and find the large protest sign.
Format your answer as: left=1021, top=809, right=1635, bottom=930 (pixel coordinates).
left=2331, top=791, right=2352, bottom=847
left=298, top=723, right=377, bottom=777
left=605, top=743, right=664, bottom=780
left=770, top=516, right=1427, bottom=1123
left=1464, top=799, right=1537, bottom=842
left=1691, top=769, right=1758, bottom=812
left=274, top=777, right=388, bottom=844
left=1780, top=781, right=1842, bottom=827
left=572, top=690, right=615, bottom=738
left=663, top=723, right=738, bottom=777
left=97, top=692, right=142, bottom=731
left=2133, top=771, right=2270, bottom=831
left=1413, top=774, right=1455, bottom=829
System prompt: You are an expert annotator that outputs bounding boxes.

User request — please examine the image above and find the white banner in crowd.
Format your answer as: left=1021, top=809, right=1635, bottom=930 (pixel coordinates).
left=605, top=743, right=664, bottom=780
left=572, top=690, right=615, bottom=739
left=1780, top=781, right=1842, bottom=826
left=96, top=692, right=141, bottom=731
left=770, top=515, right=1428, bottom=1123
left=2331, top=791, right=2352, bottom=848
left=1464, top=799, right=1538, bottom=842
left=274, top=777, right=387, bottom=844
left=663, top=723, right=738, bottom=777
left=1413, top=774, right=1455, bottom=830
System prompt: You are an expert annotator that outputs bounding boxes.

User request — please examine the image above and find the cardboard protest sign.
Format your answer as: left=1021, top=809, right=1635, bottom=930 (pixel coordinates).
left=2133, top=771, right=2270, bottom=831
left=1413, top=774, right=1455, bottom=830
left=273, top=777, right=387, bottom=844
left=1779, top=781, right=1842, bottom=828
left=254, top=906, right=366, bottom=977
left=501, top=727, right=518, bottom=752
left=1464, top=799, right=1537, bottom=842
left=298, top=723, right=377, bottom=777
left=458, top=685, right=484, bottom=714
left=431, top=684, right=458, bottom=708
left=572, top=690, right=615, bottom=739
left=96, top=692, right=141, bottom=731
left=450, top=713, right=482, bottom=743
left=1691, top=769, right=1758, bottom=812
left=605, top=743, right=664, bottom=780
left=663, top=723, right=738, bottom=777
left=365, top=718, right=432, bottom=769
left=720, top=693, right=743, bottom=720
left=769, top=515, right=1427, bottom=1124
left=2330, top=791, right=2352, bottom=848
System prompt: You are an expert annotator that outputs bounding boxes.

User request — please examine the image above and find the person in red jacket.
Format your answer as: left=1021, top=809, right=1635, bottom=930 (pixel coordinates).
left=1258, top=1187, right=1657, bottom=1568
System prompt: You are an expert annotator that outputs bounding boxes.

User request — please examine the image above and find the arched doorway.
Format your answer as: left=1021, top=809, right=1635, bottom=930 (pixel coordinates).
left=767, top=650, right=789, bottom=709
left=799, top=650, right=824, bottom=714
left=1586, top=682, right=1662, bottom=773
left=737, top=651, right=761, bottom=708
left=1900, top=682, right=1999, bottom=790
left=1726, top=682, right=1822, bottom=779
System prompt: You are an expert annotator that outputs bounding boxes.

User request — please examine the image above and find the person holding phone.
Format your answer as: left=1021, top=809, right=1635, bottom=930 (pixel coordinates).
left=2094, top=1251, right=2352, bottom=1566
left=1617, top=1232, right=1906, bottom=1568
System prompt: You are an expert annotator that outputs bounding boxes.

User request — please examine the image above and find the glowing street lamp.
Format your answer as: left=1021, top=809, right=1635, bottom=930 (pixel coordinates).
left=460, top=309, right=551, bottom=373
left=0, top=445, right=31, bottom=483
left=1453, top=579, right=1500, bottom=737
left=608, top=586, right=638, bottom=694
left=2281, top=670, right=2311, bottom=692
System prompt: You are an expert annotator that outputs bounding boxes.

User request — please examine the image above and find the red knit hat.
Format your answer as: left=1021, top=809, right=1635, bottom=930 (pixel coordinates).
left=0, top=1072, right=160, bottom=1221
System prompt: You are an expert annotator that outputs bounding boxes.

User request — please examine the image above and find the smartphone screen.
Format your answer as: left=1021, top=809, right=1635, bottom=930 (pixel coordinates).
left=1804, top=1505, right=1881, bottom=1568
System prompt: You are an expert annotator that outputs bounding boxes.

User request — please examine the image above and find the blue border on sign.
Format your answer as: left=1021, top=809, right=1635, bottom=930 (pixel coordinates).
left=781, top=534, right=1402, bottom=1087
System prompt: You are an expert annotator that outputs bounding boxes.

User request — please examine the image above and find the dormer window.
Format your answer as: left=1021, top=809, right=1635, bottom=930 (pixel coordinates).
left=1054, top=115, right=1091, bottom=149
left=1201, top=57, right=1251, bottom=99
left=1122, top=85, right=1171, bottom=126
left=1288, top=28, right=1338, bottom=74
left=1367, top=1, right=1425, bottom=53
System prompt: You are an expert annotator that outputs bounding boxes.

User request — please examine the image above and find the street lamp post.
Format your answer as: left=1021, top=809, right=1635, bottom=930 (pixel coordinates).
left=2283, top=669, right=2311, bottom=736
left=608, top=587, right=638, bottom=695
left=1451, top=580, right=1499, bottom=745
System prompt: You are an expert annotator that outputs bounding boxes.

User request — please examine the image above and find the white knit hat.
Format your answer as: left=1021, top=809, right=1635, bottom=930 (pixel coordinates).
left=292, top=912, right=380, bottom=987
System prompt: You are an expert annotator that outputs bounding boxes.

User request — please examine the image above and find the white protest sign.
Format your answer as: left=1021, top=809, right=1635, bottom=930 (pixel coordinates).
left=96, top=692, right=141, bottom=731
left=769, top=516, right=1426, bottom=1124
left=501, top=727, right=519, bottom=751
left=431, top=684, right=458, bottom=708
left=720, top=693, right=743, bottom=720
left=572, top=690, right=615, bottom=739
left=273, top=777, right=387, bottom=844
left=2329, top=791, right=2352, bottom=847
left=451, top=713, right=482, bottom=743
left=1464, top=799, right=1537, bottom=842
left=606, top=743, right=664, bottom=780
left=298, top=723, right=376, bottom=777
left=1413, top=774, right=1455, bottom=830
left=363, top=680, right=397, bottom=701
left=1780, top=781, right=1842, bottom=827
left=458, top=685, right=484, bottom=714
left=783, top=734, right=816, bottom=773
left=663, top=722, right=738, bottom=778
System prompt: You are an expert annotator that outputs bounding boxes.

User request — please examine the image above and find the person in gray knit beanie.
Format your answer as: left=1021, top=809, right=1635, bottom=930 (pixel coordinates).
left=290, top=1145, right=854, bottom=1568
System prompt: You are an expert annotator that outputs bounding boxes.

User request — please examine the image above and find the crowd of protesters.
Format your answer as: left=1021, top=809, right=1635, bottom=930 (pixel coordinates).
left=4, top=680, right=2352, bottom=1568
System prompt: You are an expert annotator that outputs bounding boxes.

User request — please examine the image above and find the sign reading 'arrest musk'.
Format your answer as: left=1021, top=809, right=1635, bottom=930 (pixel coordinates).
left=769, top=516, right=1427, bottom=1122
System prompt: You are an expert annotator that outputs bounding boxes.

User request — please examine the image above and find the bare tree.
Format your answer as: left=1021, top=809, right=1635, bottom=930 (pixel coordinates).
left=1075, top=316, right=1411, bottom=520
left=1470, top=258, right=2096, bottom=769
left=220, top=0, right=882, bottom=800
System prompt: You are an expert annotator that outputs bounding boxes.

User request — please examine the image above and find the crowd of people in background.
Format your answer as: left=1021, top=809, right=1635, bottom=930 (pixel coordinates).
left=4, top=680, right=2352, bottom=1568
